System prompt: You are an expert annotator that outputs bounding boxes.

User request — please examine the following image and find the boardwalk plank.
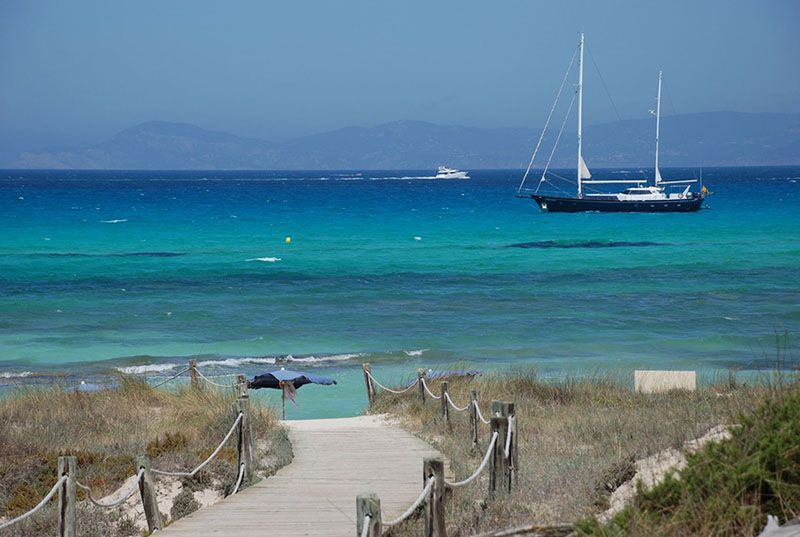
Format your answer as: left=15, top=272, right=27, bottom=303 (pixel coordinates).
left=160, top=415, right=448, bottom=537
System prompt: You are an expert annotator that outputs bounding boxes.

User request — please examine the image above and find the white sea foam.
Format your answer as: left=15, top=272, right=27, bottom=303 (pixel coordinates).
left=116, top=363, right=176, bottom=374
left=414, top=236, right=422, bottom=241
left=197, top=357, right=277, bottom=368
left=404, top=349, right=427, bottom=357
left=0, top=371, right=32, bottom=379
left=290, top=353, right=363, bottom=363
left=102, top=219, right=128, bottom=224
left=368, top=175, right=437, bottom=181
left=245, top=257, right=281, bottom=262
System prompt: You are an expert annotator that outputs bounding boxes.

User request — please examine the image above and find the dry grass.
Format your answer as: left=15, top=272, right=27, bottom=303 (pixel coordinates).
left=369, top=368, right=784, bottom=537
left=0, top=376, right=286, bottom=536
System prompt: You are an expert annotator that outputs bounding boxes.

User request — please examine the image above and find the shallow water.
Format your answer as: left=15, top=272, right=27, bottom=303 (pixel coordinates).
left=1, top=167, right=798, bottom=417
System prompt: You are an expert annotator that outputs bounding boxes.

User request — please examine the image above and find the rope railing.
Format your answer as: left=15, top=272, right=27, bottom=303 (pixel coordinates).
left=152, top=367, right=191, bottom=388
left=474, top=399, right=491, bottom=424
left=2, top=365, right=255, bottom=534
left=196, top=369, right=245, bottom=388
left=152, top=412, right=243, bottom=477
left=147, top=359, right=246, bottom=390
left=504, top=415, right=514, bottom=458
left=382, top=476, right=435, bottom=527
left=445, top=431, right=499, bottom=488
left=421, top=377, right=442, bottom=400
left=360, top=514, right=372, bottom=537
left=76, top=469, right=145, bottom=509
left=0, top=475, right=68, bottom=531
left=231, top=463, right=246, bottom=495
left=364, top=367, right=493, bottom=423
left=358, top=364, right=519, bottom=535
left=365, top=370, right=420, bottom=394
left=444, top=391, right=470, bottom=412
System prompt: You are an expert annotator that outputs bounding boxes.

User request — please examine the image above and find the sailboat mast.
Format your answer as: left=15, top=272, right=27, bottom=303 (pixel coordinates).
left=655, top=70, right=662, bottom=186
left=577, top=33, right=585, bottom=198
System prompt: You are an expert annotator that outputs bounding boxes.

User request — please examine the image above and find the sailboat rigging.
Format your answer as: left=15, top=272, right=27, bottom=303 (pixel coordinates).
left=517, top=34, right=705, bottom=213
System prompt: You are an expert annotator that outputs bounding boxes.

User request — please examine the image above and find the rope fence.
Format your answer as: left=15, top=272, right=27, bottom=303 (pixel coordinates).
left=474, top=399, right=491, bottom=425
left=0, top=393, right=254, bottom=535
left=445, top=391, right=470, bottom=412
left=76, top=469, right=144, bottom=508
left=146, top=358, right=246, bottom=392
left=3, top=359, right=514, bottom=537
left=382, top=476, right=436, bottom=527
left=358, top=364, right=519, bottom=536
left=151, top=412, right=243, bottom=477
left=232, top=463, right=246, bottom=495
left=195, top=369, right=245, bottom=389
left=504, top=415, right=514, bottom=458
left=361, top=515, right=372, bottom=537
left=0, top=475, right=68, bottom=531
left=152, top=366, right=191, bottom=388
left=444, top=431, right=498, bottom=488
left=421, top=377, right=442, bottom=400
left=365, top=370, right=419, bottom=394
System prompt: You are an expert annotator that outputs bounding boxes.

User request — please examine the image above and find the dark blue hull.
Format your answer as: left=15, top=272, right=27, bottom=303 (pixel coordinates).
left=520, top=194, right=705, bottom=213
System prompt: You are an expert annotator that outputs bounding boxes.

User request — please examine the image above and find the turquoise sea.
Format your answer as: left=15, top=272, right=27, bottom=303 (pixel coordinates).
left=1, top=167, right=798, bottom=418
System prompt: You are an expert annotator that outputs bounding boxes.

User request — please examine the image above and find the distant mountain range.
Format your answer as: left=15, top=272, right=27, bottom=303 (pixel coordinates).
left=8, top=112, right=800, bottom=169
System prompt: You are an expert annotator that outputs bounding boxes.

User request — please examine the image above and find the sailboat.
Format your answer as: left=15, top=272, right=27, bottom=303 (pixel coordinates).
left=517, top=34, right=705, bottom=213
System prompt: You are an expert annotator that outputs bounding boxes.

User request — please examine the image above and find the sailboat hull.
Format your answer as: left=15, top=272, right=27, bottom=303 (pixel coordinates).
left=522, top=194, right=704, bottom=213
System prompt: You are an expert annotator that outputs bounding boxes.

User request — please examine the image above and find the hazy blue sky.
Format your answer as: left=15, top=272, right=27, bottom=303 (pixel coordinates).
left=1, top=0, right=798, bottom=160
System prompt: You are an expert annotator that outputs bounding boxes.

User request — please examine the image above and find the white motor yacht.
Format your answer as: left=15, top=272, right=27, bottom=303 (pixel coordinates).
left=435, top=166, right=469, bottom=179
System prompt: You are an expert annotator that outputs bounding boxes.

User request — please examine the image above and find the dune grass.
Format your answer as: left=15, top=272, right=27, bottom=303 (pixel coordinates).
left=368, top=368, right=792, bottom=537
left=0, top=376, right=287, bottom=536
left=577, top=381, right=800, bottom=536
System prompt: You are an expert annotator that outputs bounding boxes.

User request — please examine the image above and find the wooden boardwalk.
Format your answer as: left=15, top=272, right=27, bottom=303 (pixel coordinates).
left=160, top=415, right=448, bottom=536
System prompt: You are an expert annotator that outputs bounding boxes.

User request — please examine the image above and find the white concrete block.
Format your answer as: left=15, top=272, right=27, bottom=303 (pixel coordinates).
left=634, top=370, right=696, bottom=394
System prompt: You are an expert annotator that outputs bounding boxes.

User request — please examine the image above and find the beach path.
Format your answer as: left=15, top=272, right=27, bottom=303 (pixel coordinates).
left=160, top=414, right=448, bottom=536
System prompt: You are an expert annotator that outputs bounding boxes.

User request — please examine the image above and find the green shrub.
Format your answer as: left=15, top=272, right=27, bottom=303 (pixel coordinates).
left=580, top=386, right=800, bottom=536
left=170, top=489, right=201, bottom=521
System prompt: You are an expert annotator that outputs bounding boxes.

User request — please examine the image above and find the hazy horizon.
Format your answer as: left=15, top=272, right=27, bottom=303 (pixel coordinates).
left=2, top=0, right=798, bottom=164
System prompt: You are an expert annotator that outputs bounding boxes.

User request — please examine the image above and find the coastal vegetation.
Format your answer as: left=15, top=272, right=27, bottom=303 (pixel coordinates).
left=0, top=376, right=288, bottom=536
left=368, top=367, right=798, bottom=536
left=577, top=379, right=800, bottom=536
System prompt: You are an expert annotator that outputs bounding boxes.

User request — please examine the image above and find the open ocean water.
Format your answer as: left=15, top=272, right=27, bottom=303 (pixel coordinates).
left=1, top=167, right=798, bottom=418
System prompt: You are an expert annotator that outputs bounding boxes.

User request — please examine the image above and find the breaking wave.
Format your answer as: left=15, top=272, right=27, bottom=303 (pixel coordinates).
left=0, top=371, right=32, bottom=379
left=116, top=363, right=177, bottom=374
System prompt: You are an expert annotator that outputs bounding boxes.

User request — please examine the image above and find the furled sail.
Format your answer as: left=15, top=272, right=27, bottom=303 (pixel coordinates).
left=579, top=156, right=592, bottom=180
left=655, top=166, right=663, bottom=185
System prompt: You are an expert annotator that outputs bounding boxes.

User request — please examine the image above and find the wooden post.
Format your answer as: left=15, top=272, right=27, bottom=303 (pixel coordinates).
left=417, top=368, right=426, bottom=405
left=236, top=373, right=248, bottom=398
left=57, top=456, right=76, bottom=537
left=356, top=493, right=382, bottom=536
left=362, top=363, right=375, bottom=407
left=440, top=381, right=449, bottom=424
left=489, top=415, right=503, bottom=499
left=135, top=454, right=163, bottom=533
left=469, top=390, right=480, bottom=449
left=423, top=456, right=446, bottom=537
left=189, top=358, right=198, bottom=390
left=234, top=396, right=254, bottom=481
left=510, top=403, right=518, bottom=491
left=490, top=401, right=514, bottom=493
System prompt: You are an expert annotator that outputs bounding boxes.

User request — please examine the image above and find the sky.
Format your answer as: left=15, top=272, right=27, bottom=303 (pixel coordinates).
left=1, top=0, right=798, bottom=162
